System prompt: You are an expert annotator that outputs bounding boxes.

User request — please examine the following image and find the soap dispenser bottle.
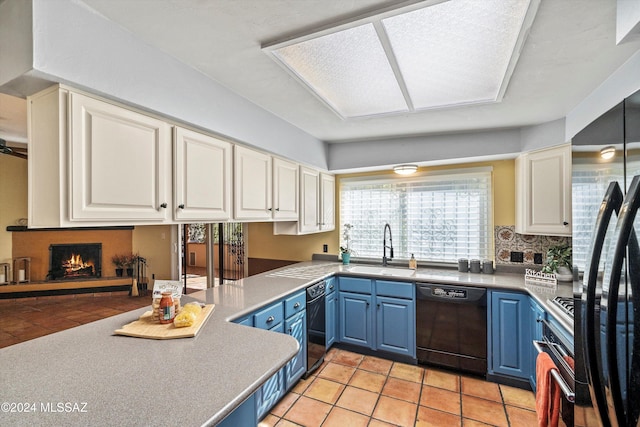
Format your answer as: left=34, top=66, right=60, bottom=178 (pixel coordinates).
left=409, top=253, right=417, bottom=270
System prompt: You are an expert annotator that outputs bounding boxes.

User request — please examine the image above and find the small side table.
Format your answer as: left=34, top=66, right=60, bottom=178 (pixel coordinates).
left=0, top=263, right=10, bottom=285
left=13, top=257, right=31, bottom=283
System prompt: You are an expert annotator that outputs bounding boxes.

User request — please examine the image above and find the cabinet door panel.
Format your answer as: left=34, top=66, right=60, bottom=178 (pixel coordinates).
left=490, top=292, right=530, bottom=379
left=299, top=166, right=320, bottom=233
left=273, top=158, right=299, bottom=220
left=528, top=298, right=545, bottom=390
left=339, top=292, right=372, bottom=348
left=376, top=296, right=415, bottom=357
left=516, top=144, right=571, bottom=235
left=285, top=311, right=307, bottom=388
left=326, top=291, right=337, bottom=348
left=174, top=127, right=231, bottom=221
left=320, top=173, right=335, bottom=231
left=69, top=92, right=170, bottom=221
left=234, top=146, right=272, bottom=220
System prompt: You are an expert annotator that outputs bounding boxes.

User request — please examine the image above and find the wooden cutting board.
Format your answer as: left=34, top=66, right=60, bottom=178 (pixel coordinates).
left=114, top=304, right=215, bottom=339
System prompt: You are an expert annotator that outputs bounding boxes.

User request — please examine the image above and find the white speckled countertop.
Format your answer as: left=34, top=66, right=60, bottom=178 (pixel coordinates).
left=0, top=261, right=573, bottom=426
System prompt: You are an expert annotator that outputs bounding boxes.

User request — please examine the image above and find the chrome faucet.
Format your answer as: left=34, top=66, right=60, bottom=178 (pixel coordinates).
left=383, top=223, right=394, bottom=266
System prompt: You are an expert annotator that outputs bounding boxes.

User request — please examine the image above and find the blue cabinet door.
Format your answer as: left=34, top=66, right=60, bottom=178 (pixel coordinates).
left=528, top=297, right=545, bottom=391
left=490, top=291, right=530, bottom=379
left=285, top=310, right=307, bottom=389
left=376, top=295, right=415, bottom=357
left=339, top=292, right=373, bottom=348
left=326, top=290, right=337, bottom=348
left=218, top=393, right=256, bottom=427
left=256, top=322, right=285, bottom=420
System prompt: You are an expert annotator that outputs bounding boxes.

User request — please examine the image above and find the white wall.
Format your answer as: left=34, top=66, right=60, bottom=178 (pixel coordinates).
left=617, top=0, right=640, bottom=44
left=566, top=49, right=640, bottom=140
left=0, top=0, right=33, bottom=93
left=328, top=129, right=522, bottom=171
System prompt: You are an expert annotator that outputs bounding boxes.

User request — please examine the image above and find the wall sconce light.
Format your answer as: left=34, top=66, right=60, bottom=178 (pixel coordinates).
left=393, top=164, right=418, bottom=175
left=600, top=146, right=616, bottom=160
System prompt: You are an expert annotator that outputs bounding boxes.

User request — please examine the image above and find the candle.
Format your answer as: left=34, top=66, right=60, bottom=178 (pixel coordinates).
left=18, top=269, right=25, bottom=282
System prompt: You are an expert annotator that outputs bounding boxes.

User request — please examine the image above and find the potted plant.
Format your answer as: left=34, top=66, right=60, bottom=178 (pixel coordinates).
left=111, top=254, right=126, bottom=277
left=340, top=223, right=354, bottom=265
left=541, top=245, right=573, bottom=281
left=124, top=253, right=138, bottom=277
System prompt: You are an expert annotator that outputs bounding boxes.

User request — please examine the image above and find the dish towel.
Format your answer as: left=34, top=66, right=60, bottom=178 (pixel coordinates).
left=536, top=352, right=561, bottom=427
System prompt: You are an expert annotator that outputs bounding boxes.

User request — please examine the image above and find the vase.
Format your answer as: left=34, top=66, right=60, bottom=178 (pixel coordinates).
left=115, top=268, right=123, bottom=277
left=555, top=266, right=573, bottom=282
left=342, top=253, right=350, bottom=265
left=126, top=268, right=134, bottom=277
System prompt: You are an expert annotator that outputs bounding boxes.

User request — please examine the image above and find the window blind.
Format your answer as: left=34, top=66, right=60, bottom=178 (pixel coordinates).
left=340, top=168, right=493, bottom=263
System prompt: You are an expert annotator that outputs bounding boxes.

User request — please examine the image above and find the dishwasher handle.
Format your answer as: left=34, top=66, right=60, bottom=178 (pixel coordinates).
left=416, top=283, right=486, bottom=304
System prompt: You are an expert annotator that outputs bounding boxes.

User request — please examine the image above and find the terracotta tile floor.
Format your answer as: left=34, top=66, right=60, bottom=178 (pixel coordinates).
left=0, top=292, right=150, bottom=349
left=260, top=348, right=540, bottom=427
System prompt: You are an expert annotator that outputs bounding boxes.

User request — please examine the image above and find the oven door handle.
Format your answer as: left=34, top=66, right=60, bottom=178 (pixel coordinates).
left=307, top=293, right=325, bottom=305
left=533, top=340, right=575, bottom=403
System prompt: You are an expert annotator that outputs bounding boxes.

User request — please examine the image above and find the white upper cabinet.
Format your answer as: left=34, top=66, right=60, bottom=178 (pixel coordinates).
left=273, top=167, right=335, bottom=235
left=174, top=127, right=232, bottom=222
left=272, top=157, right=299, bottom=220
left=320, top=173, right=335, bottom=231
left=299, top=166, right=321, bottom=233
left=29, top=86, right=174, bottom=227
left=68, top=92, right=172, bottom=222
left=516, top=143, right=572, bottom=236
left=234, top=145, right=273, bottom=220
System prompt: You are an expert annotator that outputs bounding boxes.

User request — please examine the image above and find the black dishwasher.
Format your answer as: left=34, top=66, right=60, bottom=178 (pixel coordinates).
left=416, top=283, right=487, bottom=376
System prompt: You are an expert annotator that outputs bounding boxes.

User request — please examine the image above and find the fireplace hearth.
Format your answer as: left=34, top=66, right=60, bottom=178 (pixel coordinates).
left=48, top=243, right=102, bottom=281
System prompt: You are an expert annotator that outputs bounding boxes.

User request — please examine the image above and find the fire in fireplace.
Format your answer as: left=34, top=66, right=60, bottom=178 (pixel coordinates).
left=48, top=243, right=102, bottom=281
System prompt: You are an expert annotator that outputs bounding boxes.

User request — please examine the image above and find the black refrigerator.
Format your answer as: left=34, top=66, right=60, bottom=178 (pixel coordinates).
left=573, top=88, right=640, bottom=426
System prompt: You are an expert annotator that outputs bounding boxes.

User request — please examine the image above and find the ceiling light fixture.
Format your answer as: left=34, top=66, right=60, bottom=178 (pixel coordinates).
left=394, top=164, right=418, bottom=175
left=263, top=0, right=538, bottom=119
left=600, top=146, right=616, bottom=160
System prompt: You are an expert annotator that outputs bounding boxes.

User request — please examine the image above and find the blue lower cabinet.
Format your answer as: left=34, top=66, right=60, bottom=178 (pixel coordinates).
left=326, top=289, right=337, bottom=348
left=489, top=291, right=530, bottom=380
left=528, top=297, right=545, bottom=391
left=218, top=393, right=256, bottom=427
left=339, top=291, right=373, bottom=348
left=285, top=310, right=307, bottom=389
left=256, top=322, right=285, bottom=420
left=376, top=295, right=415, bottom=357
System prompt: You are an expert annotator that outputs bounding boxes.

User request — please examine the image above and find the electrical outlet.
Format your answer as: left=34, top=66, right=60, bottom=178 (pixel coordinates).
left=323, top=244, right=328, bottom=253
left=534, top=253, right=543, bottom=264
left=510, top=251, right=524, bottom=263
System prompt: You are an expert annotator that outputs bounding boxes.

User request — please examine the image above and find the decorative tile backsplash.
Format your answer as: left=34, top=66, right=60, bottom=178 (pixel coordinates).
left=494, top=225, right=571, bottom=266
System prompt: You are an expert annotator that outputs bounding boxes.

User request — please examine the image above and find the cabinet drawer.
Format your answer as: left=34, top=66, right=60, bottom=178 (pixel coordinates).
left=339, top=277, right=372, bottom=294
left=254, top=302, right=284, bottom=330
left=285, top=290, right=306, bottom=318
left=376, top=280, right=414, bottom=299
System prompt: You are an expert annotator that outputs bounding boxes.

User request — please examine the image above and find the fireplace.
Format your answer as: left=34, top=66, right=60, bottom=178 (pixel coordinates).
left=48, top=243, right=102, bottom=281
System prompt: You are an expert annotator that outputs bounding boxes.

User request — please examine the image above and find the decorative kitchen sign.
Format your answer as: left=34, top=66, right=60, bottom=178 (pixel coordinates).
left=524, top=268, right=557, bottom=286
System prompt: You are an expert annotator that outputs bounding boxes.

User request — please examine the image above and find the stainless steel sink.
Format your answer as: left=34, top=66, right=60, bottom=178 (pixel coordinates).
left=346, top=265, right=415, bottom=278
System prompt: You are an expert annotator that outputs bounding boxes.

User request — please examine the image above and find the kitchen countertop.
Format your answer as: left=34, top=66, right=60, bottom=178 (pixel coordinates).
left=0, top=261, right=573, bottom=426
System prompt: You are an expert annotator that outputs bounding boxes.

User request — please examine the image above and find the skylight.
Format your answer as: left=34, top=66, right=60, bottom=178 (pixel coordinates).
left=264, top=0, right=536, bottom=119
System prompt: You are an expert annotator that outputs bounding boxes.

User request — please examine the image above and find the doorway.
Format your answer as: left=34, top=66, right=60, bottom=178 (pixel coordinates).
left=180, top=223, right=247, bottom=293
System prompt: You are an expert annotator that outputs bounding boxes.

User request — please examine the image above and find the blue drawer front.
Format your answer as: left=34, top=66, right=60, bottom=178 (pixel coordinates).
left=254, top=302, right=284, bottom=330
left=284, top=290, right=306, bottom=318
left=339, top=277, right=372, bottom=294
left=375, top=280, right=414, bottom=299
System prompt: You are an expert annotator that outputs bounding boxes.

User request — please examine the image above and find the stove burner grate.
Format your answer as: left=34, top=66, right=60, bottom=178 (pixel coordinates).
left=551, top=296, right=574, bottom=318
